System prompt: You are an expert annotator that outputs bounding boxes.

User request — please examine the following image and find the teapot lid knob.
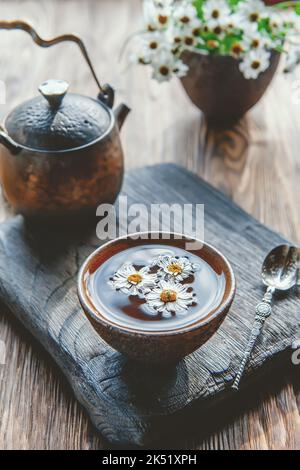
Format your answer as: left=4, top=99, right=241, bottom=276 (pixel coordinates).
left=38, top=79, right=69, bottom=108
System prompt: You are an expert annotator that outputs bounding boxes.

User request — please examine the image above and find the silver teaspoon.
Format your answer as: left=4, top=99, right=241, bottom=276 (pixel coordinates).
left=232, top=244, right=299, bottom=390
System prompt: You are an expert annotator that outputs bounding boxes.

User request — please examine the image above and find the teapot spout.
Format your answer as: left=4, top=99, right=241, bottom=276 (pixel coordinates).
left=114, top=104, right=130, bottom=131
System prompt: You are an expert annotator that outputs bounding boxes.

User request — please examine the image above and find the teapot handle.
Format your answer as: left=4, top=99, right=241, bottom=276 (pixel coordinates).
left=0, top=20, right=114, bottom=107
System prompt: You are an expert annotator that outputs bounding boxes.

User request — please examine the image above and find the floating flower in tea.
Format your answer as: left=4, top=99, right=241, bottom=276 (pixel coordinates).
left=154, top=254, right=200, bottom=281
left=145, top=279, right=197, bottom=318
left=109, top=252, right=199, bottom=318
left=109, top=264, right=157, bottom=296
left=91, top=244, right=227, bottom=331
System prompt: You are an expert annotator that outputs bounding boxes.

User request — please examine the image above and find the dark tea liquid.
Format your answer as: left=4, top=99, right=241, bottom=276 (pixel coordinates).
left=86, top=244, right=226, bottom=332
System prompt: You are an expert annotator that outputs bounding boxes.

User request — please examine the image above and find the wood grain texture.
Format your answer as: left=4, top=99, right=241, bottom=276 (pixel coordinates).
left=0, top=0, right=299, bottom=450
left=0, top=164, right=299, bottom=447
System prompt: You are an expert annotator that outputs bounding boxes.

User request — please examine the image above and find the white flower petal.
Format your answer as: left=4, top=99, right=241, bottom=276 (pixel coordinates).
left=145, top=278, right=196, bottom=315
left=109, top=263, right=158, bottom=297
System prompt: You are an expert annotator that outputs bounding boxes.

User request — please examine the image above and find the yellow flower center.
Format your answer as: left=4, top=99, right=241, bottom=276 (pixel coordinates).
left=250, top=13, right=259, bottom=22
left=180, top=16, right=190, bottom=24
left=214, top=26, right=222, bottom=35
left=207, top=39, right=218, bottom=49
left=158, top=15, right=168, bottom=25
left=149, top=41, right=158, bottom=49
left=212, top=9, right=220, bottom=19
left=160, top=289, right=177, bottom=303
left=127, top=273, right=142, bottom=284
left=232, top=43, right=243, bottom=55
left=251, top=60, right=261, bottom=70
left=184, top=36, right=194, bottom=46
left=159, top=66, right=169, bottom=76
left=167, top=263, right=183, bottom=275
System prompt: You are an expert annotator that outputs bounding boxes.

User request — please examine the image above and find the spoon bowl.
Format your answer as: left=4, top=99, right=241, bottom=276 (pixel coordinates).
left=261, top=244, right=299, bottom=291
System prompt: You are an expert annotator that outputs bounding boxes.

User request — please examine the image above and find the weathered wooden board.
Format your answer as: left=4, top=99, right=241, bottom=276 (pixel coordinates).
left=0, top=163, right=299, bottom=446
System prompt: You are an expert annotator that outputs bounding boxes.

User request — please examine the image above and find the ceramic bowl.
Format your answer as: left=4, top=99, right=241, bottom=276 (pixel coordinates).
left=78, top=233, right=236, bottom=364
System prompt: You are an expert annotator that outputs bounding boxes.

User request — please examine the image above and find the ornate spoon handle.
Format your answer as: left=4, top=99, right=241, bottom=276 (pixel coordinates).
left=232, top=287, right=274, bottom=390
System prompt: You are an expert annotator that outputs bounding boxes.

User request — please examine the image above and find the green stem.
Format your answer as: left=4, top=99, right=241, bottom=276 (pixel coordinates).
left=274, top=1, right=300, bottom=8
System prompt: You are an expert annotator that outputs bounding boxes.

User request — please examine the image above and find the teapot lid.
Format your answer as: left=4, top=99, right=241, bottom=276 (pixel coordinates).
left=4, top=79, right=112, bottom=151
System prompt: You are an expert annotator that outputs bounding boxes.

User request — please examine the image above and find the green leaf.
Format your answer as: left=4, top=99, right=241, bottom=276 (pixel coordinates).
left=228, top=0, right=242, bottom=7
left=257, top=18, right=270, bottom=32
left=274, top=1, right=300, bottom=13
left=193, top=0, right=204, bottom=19
left=194, top=0, right=242, bottom=16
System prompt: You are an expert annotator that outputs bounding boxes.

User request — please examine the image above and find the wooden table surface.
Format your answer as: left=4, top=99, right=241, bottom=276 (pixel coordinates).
left=0, top=0, right=299, bottom=450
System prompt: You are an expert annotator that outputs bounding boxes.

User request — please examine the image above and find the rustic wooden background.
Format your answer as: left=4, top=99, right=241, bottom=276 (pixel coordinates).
left=0, top=0, right=299, bottom=450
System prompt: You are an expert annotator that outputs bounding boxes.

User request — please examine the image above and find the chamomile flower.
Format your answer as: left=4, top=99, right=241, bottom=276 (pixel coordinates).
left=128, top=0, right=300, bottom=82
left=282, top=9, right=300, bottom=32
left=236, top=0, right=268, bottom=26
left=132, top=31, right=170, bottom=64
left=239, top=48, right=271, bottom=79
left=188, top=17, right=203, bottom=37
left=129, top=48, right=152, bottom=66
left=225, top=12, right=242, bottom=33
left=181, top=31, right=202, bottom=48
left=144, top=0, right=172, bottom=31
left=284, top=47, right=300, bottom=73
left=151, top=48, right=188, bottom=82
left=173, top=1, right=199, bottom=27
left=167, top=24, right=184, bottom=47
left=145, top=280, right=197, bottom=318
left=155, top=255, right=200, bottom=281
left=241, top=26, right=272, bottom=51
left=230, top=42, right=245, bottom=59
left=202, top=0, right=231, bottom=30
left=269, top=12, right=285, bottom=35
left=109, top=264, right=157, bottom=297
left=168, top=20, right=203, bottom=48
left=143, top=31, right=168, bottom=51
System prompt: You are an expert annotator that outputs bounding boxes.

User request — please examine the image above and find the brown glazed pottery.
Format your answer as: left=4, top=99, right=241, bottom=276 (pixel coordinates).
left=78, top=233, right=236, bottom=364
left=0, top=21, right=130, bottom=218
left=180, top=49, right=280, bottom=122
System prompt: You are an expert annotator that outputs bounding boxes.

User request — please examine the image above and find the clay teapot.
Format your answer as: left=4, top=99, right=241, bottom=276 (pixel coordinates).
left=0, top=21, right=130, bottom=218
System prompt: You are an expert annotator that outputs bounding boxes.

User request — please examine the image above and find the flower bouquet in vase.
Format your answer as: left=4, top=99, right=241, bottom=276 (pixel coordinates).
left=127, top=0, right=300, bottom=122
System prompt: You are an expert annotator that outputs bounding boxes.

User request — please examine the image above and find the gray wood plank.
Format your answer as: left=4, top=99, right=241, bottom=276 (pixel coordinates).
left=0, top=163, right=299, bottom=446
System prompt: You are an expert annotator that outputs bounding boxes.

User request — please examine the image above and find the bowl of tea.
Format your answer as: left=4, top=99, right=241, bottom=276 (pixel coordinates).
left=78, top=233, right=236, bottom=364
